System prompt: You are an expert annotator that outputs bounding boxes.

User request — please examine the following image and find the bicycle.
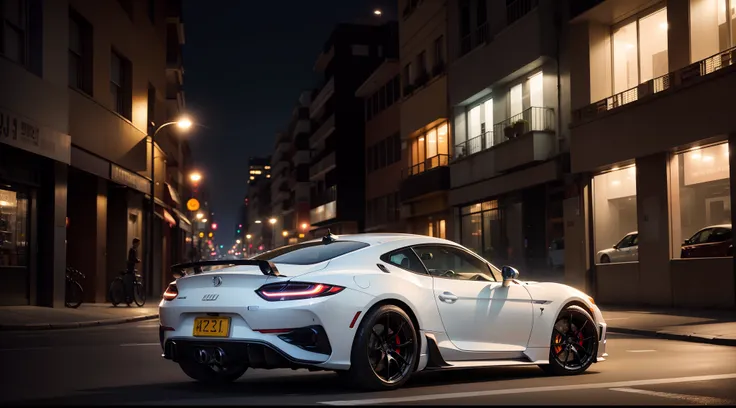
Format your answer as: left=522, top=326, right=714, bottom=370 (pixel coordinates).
left=65, top=266, right=85, bottom=308
left=109, top=270, right=147, bottom=307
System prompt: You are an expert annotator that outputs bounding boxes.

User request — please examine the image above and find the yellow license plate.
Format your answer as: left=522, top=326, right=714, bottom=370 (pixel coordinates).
left=193, top=316, right=231, bottom=337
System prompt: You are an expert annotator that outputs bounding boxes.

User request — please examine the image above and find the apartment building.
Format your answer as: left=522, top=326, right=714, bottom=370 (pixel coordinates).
left=398, top=0, right=453, bottom=240
left=567, top=0, right=736, bottom=308
left=269, top=92, right=312, bottom=247
left=357, top=61, right=402, bottom=232
left=0, top=0, right=191, bottom=306
left=446, top=0, right=571, bottom=278
left=245, top=156, right=273, bottom=253
left=308, top=22, right=399, bottom=236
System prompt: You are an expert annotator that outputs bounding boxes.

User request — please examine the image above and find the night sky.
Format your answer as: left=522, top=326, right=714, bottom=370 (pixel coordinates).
left=182, top=0, right=396, bottom=240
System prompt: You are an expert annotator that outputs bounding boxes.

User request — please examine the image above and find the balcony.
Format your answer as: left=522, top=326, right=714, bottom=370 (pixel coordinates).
left=506, top=0, right=540, bottom=25
left=310, top=113, right=335, bottom=149
left=399, top=154, right=451, bottom=203
left=451, top=107, right=557, bottom=188
left=310, top=77, right=334, bottom=119
left=309, top=151, right=336, bottom=181
left=570, top=46, right=736, bottom=173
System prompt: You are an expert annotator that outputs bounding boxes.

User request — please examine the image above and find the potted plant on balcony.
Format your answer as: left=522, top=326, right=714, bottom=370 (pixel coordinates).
left=504, top=124, right=515, bottom=139
left=513, top=119, right=528, bottom=137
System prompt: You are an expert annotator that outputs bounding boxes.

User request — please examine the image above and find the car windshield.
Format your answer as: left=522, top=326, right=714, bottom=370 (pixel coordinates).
left=251, top=240, right=370, bottom=265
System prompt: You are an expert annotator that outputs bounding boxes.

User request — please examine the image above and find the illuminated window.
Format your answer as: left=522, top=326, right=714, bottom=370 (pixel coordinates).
left=265, top=166, right=271, bottom=170
left=592, top=166, right=639, bottom=264
left=612, top=7, right=669, bottom=94
left=690, top=0, right=736, bottom=65
left=409, top=121, right=450, bottom=176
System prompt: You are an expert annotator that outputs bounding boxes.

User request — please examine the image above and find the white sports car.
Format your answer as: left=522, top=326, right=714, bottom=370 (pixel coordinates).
left=159, top=232, right=608, bottom=390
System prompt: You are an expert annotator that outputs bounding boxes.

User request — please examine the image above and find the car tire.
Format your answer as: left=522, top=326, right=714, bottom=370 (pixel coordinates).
left=179, top=358, right=248, bottom=384
left=539, top=305, right=599, bottom=376
left=600, top=255, right=610, bottom=263
left=344, top=304, right=419, bottom=391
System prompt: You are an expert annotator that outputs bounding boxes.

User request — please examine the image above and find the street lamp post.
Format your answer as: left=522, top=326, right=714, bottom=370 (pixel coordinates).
left=147, top=118, right=191, bottom=292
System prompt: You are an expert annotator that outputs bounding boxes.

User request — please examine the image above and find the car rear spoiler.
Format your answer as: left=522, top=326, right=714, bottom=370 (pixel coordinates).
left=170, top=260, right=281, bottom=279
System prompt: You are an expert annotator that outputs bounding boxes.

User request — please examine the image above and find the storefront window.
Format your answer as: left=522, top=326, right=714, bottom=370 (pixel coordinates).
left=669, top=142, right=731, bottom=259
left=593, top=166, right=638, bottom=264
left=0, top=189, right=29, bottom=267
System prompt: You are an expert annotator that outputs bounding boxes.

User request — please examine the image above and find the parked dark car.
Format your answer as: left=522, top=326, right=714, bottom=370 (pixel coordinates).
left=681, top=224, right=733, bottom=258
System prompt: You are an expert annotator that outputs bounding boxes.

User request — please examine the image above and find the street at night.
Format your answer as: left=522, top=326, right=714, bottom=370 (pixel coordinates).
left=1, top=323, right=735, bottom=406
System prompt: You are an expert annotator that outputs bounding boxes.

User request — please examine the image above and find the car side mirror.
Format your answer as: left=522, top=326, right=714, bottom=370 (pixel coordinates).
left=612, top=244, right=619, bottom=250
left=683, top=239, right=690, bottom=245
left=501, top=266, right=519, bottom=287
left=420, top=252, right=433, bottom=261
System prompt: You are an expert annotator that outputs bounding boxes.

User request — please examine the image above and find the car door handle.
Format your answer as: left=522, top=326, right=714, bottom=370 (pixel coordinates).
left=438, top=292, right=458, bottom=303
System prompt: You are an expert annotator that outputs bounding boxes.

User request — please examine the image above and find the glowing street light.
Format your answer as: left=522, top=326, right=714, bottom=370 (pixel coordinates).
left=176, top=117, right=193, bottom=129
left=282, top=230, right=289, bottom=237
left=189, top=172, right=202, bottom=182
left=201, top=218, right=208, bottom=223
left=196, top=213, right=204, bottom=220
left=236, top=239, right=241, bottom=244
left=255, top=220, right=262, bottom=224
left=373, top=9, right=382, bottom=15
left=269, top=218, right=277, bottom=225
left=246, top=234, right=252, bottom=239
left=301, top=222, right=309, bottom=230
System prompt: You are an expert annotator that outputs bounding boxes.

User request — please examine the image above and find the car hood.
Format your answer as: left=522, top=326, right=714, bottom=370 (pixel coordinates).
left=596, top=248, right=616, bottom=256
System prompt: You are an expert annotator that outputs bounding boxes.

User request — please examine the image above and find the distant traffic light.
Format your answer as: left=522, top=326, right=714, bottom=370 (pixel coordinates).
left=211, top=223, right=218, bottom=230
left=237, top=229, right=241, bottom=234
left=219, top=244, right=224, bottom=249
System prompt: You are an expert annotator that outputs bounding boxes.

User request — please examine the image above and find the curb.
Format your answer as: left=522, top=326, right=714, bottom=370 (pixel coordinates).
left=0, top=314, right=159, bottom=332
left=608, top=326, right=736, bottom=347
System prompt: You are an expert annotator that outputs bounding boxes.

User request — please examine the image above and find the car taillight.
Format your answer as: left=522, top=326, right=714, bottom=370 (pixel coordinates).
left=255, top=282, right=345, bottom=301
left=163, top=283, right=178, bottom=301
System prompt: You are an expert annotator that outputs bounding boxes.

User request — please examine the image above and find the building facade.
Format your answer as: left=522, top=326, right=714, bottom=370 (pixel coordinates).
left=398, top=0, right=453, bottom=240
left=0, top=0, right=191, bottom=306
left=308, top=22, right=399, bottom=236
left=446, top=0, right=571, bottom=280
left=245, top=156, right=273, bottom=254
left=567, top=0, right=736, bottom=308
left=358, top=58, right=403, bottom=232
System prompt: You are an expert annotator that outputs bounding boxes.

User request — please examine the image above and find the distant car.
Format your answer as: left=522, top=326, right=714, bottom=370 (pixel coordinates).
left=159, top=233, right=607, bottom=391
left=681, top=224, right=733, bottom=258
left=597, top=232, right=638, bottom=264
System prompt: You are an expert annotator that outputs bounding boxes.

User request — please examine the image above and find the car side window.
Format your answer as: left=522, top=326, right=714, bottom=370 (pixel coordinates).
left=708, top=228, right=732, bottom=243
left=695, top=229, right=713, bottom=244
left=412, top=245, right=496, bottom=282
left=380, top=248, right=427, bottom=275
left=631, top=234, right=639, bottom=246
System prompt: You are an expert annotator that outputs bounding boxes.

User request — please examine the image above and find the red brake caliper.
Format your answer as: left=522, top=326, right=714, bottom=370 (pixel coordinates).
left=395, top=334, right=401, bottom=355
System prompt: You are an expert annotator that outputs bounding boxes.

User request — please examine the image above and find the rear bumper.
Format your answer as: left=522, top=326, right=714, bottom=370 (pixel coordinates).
left=163, top=337, right=326, bottom=370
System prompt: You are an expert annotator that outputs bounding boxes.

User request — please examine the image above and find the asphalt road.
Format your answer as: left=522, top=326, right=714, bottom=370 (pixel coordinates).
left=1, top=322, right=735, bottom=406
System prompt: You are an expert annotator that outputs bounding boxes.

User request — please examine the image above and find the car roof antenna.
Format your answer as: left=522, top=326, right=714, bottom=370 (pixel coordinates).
left=323, top=229, right=338, bottom=244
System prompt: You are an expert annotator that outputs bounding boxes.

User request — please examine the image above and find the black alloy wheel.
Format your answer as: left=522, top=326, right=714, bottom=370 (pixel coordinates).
left=540, top=305, right=599, bottom=376
left=345, top=304, right=418, bottom=391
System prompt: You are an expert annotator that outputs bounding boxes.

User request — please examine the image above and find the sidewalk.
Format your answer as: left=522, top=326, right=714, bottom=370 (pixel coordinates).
left=601, top=307, right=736, bottom=347
left=0, top=302, right=159, bottom=331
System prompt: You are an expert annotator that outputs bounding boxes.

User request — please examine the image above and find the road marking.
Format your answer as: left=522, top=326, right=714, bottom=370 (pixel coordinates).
left=137, top=324, right=159, bottom=328
left=610, top=387, right=735, bottom=405
left=319, top=373, right=736, bottom=406
left=626, top=349, right=657, bottom=353
left=120, top=343, right=160, bottom=347
left=0, top=347, right=51, bottom=352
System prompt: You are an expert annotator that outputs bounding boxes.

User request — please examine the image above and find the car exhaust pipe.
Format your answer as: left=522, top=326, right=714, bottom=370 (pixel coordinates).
left=196, top=348, right=210, bottom=364
left=212, top=347, right=226, bottom=365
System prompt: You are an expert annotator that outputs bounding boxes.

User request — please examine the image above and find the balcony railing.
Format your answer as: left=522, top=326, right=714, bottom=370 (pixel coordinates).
left=454, top=107, right=555, bottom=160
left=402, top=154, right=450, bottom=179
left=454, top=131, right=494, bottom=159
left=506, top=0, right=540, bottom=25
left=459, top=22, right=490, bottom=57
left=573, top=45, right=736, bottom=124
